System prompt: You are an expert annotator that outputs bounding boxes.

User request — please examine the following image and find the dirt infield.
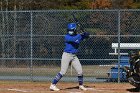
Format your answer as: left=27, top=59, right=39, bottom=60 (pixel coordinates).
left=0, top=81, right=138, bottom=93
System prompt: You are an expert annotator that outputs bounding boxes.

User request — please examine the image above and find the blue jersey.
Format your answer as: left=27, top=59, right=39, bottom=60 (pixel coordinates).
left=64, top=34, right=84, bottom=54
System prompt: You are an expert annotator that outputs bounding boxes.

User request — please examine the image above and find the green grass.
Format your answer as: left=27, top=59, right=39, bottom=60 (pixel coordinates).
left=0, top=65, right=112, bottom=78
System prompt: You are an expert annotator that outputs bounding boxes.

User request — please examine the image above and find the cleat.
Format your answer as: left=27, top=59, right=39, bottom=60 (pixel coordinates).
left=50, top=84, right=60, bottom=91
left=79, top=85, right=87, bottom=91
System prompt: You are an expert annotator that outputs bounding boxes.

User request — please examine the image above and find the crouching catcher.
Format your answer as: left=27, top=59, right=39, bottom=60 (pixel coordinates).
left=124, top=50, right=140, bottom=90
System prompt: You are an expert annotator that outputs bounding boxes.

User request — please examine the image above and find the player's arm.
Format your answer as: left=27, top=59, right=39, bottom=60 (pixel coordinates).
left=81, top=32, right=90, bottom=39
left=65, top=34, right=82, bottom=43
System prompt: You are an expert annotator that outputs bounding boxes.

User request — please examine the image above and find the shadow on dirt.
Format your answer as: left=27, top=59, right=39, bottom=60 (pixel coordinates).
left=63, top=86, right=79, bottom=90
left=127, top=88, right=140, bottom=92
left=62, top=85, right=92, bottom=90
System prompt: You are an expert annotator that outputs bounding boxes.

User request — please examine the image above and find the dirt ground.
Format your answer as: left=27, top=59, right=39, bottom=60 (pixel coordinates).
left=0, top=81, right=138, bottom=93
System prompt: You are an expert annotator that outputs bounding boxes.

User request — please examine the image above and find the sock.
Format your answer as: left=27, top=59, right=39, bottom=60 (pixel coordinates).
left=78, top=75, right=83, bottom=85
left=52, top=73, right=63, bottom=84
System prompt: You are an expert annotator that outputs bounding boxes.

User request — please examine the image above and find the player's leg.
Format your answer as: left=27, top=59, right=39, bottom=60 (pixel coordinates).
left=50, top=52, right=72, bottom=91
left=60, top=52, right=73, bottom=75
left=72, top=56, right=87, bottom=90
left=71, top=56, right=83, bottom=85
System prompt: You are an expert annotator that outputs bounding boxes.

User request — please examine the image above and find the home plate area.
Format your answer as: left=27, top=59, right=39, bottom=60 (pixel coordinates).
left=0, top=81, right=137, bottom=93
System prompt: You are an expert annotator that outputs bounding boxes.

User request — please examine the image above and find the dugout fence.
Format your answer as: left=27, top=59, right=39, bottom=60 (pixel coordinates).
left=0, top=10, right=140, bottom=82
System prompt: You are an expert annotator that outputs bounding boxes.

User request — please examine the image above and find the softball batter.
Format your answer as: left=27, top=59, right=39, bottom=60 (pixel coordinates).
left=50, top=23, right=89, bottom=91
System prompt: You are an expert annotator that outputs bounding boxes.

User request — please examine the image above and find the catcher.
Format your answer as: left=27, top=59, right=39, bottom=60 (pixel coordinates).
left=50, top=23, right=89, bottom=91
left=124, top=50, right=140, bottom=90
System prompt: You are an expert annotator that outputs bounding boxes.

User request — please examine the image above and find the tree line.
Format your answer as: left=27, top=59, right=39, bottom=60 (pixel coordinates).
left=0, top=0, right=140, bottom=11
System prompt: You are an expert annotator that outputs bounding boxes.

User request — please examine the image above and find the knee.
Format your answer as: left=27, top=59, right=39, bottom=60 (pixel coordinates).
left=76, top=67, right=83, bottom=75
left=78, top=72, right=83, bottom=76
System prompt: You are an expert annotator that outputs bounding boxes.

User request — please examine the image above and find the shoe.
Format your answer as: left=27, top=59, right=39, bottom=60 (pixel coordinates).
left=50, top=83, right=60, bottom=91
left=79, top=85, right=87, bottom=91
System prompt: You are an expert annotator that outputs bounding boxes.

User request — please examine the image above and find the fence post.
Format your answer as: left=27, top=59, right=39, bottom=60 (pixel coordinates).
left=117, top=10, right=121, bottom=83
left=30, top=11, right=33, bottom=81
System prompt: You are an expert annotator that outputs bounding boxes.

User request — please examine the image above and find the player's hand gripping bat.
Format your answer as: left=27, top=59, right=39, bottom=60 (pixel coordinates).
left=72, top=12, right=90, bottom=39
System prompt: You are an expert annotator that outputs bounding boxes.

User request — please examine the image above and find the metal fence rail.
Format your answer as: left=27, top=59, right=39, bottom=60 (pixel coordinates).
left=0, top=10, right=140, bottom=82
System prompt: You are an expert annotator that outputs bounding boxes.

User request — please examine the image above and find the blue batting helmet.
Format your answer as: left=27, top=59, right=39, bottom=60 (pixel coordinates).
left=67, top=23, right=77, bottom=31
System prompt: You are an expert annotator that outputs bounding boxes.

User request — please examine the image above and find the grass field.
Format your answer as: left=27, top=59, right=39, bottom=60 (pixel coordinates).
left=0, top=65, right=111, bottom=78
left=0, top=81, right=137, bottom=93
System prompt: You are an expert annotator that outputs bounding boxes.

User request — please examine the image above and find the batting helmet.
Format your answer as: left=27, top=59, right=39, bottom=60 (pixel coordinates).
left=67, top=23, right=77, bottom=31
left=67, top=23, right=77, bottom=35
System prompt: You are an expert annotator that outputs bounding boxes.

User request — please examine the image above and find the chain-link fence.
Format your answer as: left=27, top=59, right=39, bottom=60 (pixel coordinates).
left=0, top=10, right=140, bottom=82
